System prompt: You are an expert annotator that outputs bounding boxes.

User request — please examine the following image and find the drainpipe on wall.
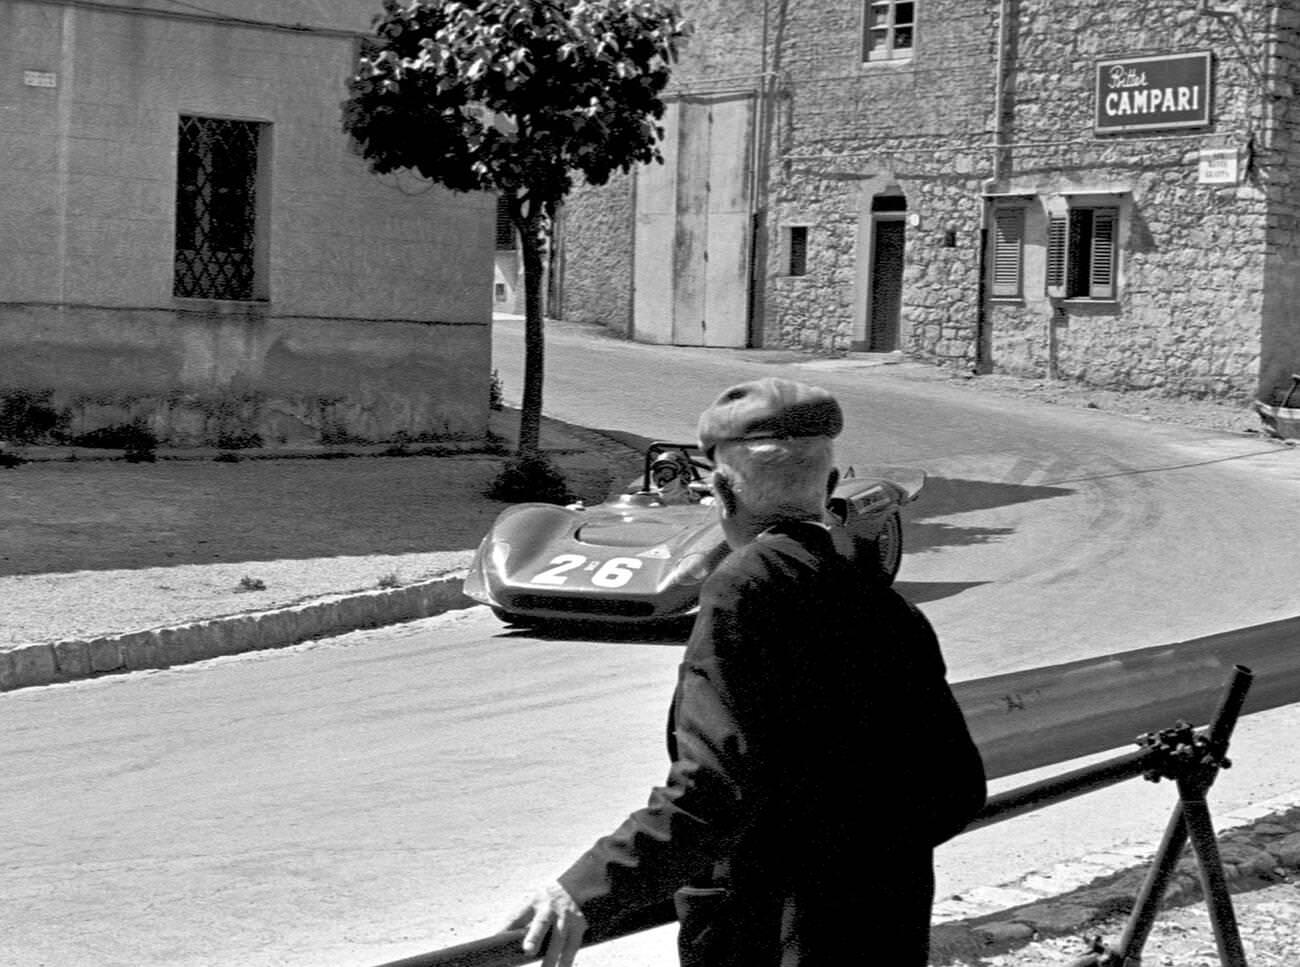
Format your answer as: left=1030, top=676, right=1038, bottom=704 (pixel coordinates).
left=747, top=0, right=788, bottom=349
left=1255, top=0, right=1283, bottom=406
left=627, top=158, right=638, bottom=341
left=55, top=6, right=77, bottom=307
left=746, top=2, right=771, bottom=349
left=977, top=0, right=1013, bottom=374
left=991, top=0, right=1010, bottom=188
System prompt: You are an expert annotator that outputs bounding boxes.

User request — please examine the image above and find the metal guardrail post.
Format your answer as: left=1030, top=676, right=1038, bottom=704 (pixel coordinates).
left=1069, top=664, right=1253, bottom=967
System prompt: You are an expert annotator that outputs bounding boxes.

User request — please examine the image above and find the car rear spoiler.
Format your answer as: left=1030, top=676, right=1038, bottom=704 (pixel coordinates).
left=841, top=465, right=927, bottom=503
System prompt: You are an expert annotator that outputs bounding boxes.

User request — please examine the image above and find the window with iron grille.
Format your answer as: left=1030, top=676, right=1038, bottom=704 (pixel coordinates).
left=989, top=206, right=1025, bottom=299
left=863, top=1, right=915, bottom=62
left=174, top=116, right=266, bottom=300
left=1046, top=207, right=1118, bottom=300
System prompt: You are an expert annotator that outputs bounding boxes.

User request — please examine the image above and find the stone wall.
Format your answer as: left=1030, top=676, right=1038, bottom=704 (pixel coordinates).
left=765, top=0, right=995, bottom=359
left=555, top=0, right=1298, bottom=402
left=763, top=0, right=1288, bottom=399
left=558, top=172, right=635, bottom=334
left=0, top=303, right=488, bottom=446
left=978, top=1, right=1273, bottom=399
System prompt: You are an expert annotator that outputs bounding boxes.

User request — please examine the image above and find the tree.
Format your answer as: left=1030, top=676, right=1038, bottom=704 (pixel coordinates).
left=342, top=0, right=691, bottom=459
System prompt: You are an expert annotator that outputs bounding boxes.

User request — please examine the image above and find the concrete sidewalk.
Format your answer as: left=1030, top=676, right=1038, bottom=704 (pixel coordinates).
left=0, top=554, right=478, bottom=691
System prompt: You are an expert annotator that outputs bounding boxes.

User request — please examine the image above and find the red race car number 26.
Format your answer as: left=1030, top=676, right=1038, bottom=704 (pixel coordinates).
left=531, top=553, right=644, bottom=588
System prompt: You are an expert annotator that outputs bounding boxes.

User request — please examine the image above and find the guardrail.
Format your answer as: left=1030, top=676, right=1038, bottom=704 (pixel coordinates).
left=368, top=665, right=1256, bottom=967
left=955, top=614, right=1300, bottom=780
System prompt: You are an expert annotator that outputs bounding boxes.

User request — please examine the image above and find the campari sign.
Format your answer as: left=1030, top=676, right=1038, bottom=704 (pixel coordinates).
left=1095, top=51, right=1212, bottom=133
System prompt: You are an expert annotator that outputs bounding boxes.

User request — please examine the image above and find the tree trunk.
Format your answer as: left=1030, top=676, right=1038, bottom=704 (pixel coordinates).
left=517, top=208, right=547, bottom=457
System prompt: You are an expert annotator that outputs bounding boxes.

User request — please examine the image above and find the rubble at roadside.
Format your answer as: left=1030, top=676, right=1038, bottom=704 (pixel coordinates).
left=932, top=805, right=1300, bottom=965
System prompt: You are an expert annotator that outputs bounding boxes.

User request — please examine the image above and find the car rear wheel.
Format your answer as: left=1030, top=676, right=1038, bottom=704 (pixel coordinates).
left=870, top=511, right=903, bottom=584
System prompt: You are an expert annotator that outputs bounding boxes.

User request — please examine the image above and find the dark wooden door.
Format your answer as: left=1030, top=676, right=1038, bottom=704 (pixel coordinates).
left=869, top=218, right=905, bottom=351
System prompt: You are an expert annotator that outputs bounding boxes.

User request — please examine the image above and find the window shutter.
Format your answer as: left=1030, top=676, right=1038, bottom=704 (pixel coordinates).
left=1088, top=208, right=1117, bottom=299
left=1045, top=214, right=1067, bottom=298
left=991, top=208, right=1024, bottom=298
left=495, top=196, right=516, bottom=251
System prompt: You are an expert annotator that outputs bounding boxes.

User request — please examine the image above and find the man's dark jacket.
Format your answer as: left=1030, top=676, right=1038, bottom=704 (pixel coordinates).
left=559, top=521, right=987, bottom=966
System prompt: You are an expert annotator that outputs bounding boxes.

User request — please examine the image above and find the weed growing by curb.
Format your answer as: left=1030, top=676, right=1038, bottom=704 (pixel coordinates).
left=486, top=453, right=575, bottom=504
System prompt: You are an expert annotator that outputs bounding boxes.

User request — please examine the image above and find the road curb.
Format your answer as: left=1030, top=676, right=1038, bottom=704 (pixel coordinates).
left=0, top=572, right=475, bottom=692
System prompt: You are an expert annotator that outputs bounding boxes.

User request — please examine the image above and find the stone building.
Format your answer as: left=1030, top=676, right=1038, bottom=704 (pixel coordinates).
left=0, top=0, right=493, bottom=449
left=557, top=0, right=1300, bottom=414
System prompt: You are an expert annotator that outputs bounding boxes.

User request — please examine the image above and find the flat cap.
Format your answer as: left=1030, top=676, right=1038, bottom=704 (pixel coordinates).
left=697, top=377, right=843, bottom=455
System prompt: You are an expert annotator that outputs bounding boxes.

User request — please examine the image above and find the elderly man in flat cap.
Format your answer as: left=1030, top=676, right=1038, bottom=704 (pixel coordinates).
left=508, top=377, right=985, bottom=967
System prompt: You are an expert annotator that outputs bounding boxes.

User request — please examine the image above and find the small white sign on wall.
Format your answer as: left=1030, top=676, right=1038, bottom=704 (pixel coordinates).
left=1198, top=148, right=1239, bottom=185
left=23, top=70, right=57, bottom=88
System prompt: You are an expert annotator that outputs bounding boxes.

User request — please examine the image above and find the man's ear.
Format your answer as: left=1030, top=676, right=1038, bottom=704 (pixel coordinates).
left=826, top=467, right=840, bottom=498
left=713, top=471, right=738, bottom=518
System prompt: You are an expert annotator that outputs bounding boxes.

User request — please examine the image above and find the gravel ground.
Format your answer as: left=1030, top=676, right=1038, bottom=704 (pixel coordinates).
left=937, top=881, right=1300, bottom=966
left=932, top=807, right=1300, bottom=966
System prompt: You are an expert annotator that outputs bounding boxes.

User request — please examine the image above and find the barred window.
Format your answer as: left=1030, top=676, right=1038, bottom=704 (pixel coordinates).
left=863, top=1, right=915, bottom=62
left=1046, top=207, right=1118, bottom=300
left=174, top=116, right=266, bottom=300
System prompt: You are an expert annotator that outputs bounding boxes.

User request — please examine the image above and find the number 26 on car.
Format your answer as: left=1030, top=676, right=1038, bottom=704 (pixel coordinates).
left=530, top=554, right=644, bottom=589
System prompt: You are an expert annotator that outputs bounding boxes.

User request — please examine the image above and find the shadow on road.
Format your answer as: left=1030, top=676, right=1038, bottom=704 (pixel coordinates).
left=496, top=618, right=691, bottom=647
left=904, top=476, right=1075, bottom=554
left=893, top=580, right=991, bottom=605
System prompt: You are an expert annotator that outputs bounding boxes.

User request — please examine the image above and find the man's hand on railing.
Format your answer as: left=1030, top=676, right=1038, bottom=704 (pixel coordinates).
left=505, top=881, right=587, bottom=967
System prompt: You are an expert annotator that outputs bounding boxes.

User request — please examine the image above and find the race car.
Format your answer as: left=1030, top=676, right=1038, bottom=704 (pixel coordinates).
left=463, top=441, right=925, bottom=627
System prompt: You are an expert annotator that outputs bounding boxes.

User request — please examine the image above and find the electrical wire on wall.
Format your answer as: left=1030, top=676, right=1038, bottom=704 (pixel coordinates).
left=777, top=126, right=1247, bottom=184
left=20, top=0, right=362, bottom=38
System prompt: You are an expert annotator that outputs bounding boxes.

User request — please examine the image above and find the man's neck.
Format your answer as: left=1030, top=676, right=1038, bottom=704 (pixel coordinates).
left=725, top=511, right=824, bottom=547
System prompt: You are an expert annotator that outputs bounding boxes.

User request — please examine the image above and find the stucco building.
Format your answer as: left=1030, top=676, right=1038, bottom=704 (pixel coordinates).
left=0, top=0, right=493, bottom=448
left=558, top=0, right=1300, bottom=415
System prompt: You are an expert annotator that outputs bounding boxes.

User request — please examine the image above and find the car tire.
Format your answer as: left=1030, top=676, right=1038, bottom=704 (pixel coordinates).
left=869, top=511, right=904, bottom=585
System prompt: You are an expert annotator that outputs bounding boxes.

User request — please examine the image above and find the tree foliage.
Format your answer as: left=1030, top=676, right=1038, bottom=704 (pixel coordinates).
left=344, top=0, right=690, bottom=203
left=342, top=0, right=691, bottom=461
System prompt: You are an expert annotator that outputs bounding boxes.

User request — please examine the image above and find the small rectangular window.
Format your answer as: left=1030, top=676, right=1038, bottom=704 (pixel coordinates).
left=990, top=207, right=1025, bottom=298
left=1047, top=206, right=1119, bottom=300
left=863, top=1, right=915, bottom=62
left=787, top=226, right=809, bottom=276
left=174, top=115, right=266, bottom=300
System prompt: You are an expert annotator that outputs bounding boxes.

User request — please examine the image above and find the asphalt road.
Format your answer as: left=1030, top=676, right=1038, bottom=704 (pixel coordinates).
left=6, top=609, right=1300, bottom=967
left=491, top=316, right=1300, bottom=678
left=3, top=320, right=1297, bottom=967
